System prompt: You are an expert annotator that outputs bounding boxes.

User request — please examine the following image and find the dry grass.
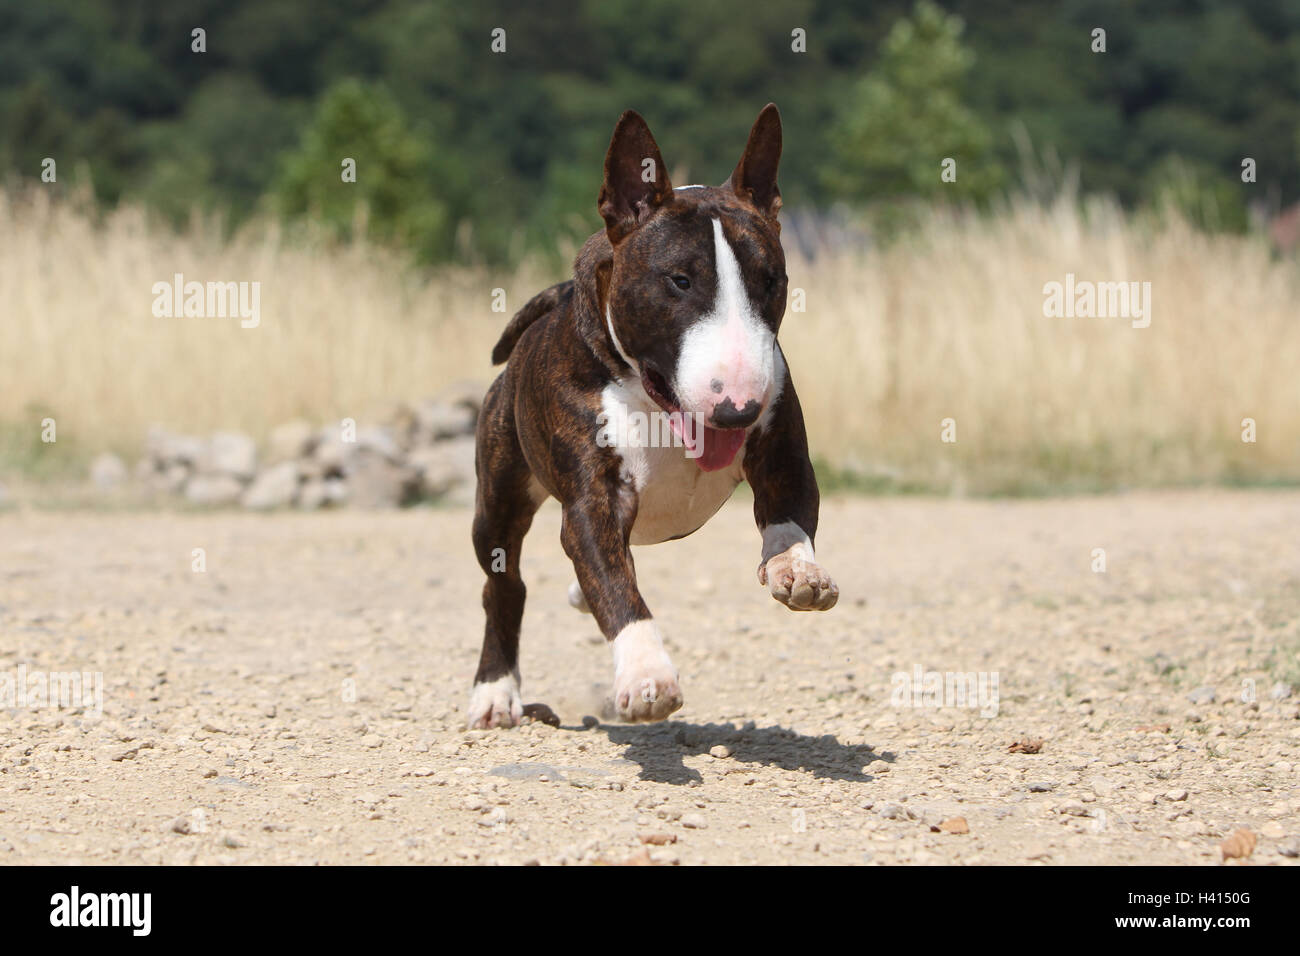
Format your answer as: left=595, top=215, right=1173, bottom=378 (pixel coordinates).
left=789, top=195, right=1300, bottom=492
left=2, top=188, right=1297, bottom=494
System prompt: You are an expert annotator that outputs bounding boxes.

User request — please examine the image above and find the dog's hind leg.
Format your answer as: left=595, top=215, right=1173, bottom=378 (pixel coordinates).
left=467, top=380, right=543, bottom=729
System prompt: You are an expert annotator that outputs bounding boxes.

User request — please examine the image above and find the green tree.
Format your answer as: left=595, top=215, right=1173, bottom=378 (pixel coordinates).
left=821, top=1, right=1002, bottom=208
left=274, top=79, right=449, bottom=260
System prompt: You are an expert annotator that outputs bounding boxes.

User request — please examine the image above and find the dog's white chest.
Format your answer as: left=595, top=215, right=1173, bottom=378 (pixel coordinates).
left=599, top=381, right=744, bottom=545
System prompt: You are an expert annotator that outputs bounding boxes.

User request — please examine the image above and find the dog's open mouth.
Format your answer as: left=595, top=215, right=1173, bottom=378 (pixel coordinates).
left=639, top=365, right=747, bottom=472
left=640, top=366, right=681, bottom=416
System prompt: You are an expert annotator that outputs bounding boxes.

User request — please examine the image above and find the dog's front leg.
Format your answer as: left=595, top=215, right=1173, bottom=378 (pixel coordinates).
left=559, top=492, right=683, bottom=723
left=744, top=388, right=839, bottom=611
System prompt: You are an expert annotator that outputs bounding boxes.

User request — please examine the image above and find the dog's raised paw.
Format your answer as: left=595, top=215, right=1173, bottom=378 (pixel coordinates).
left=466, top=673, right=524, bottom=729
left=611, top=620, right=684, bottom=723
left=760, top=545, right=838, bottom=611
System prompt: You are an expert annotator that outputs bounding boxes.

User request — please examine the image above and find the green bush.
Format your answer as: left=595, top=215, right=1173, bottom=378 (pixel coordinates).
left=821, top=1, right=1004, bottom=213
left=274, top=79, right=450, bottom=260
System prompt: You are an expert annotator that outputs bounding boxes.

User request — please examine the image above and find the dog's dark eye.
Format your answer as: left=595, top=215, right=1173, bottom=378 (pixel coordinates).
left=668, top=274, right=691, bottom=291
left=765, top=273, right=784, bottom=293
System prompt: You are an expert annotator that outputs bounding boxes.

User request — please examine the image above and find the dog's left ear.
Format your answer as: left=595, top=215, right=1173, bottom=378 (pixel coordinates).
left=727, top=103, right=782, bottom=219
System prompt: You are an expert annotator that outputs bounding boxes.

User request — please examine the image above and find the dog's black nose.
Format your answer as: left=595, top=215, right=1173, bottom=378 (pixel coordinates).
left=710, top=397, right=762, bottom=429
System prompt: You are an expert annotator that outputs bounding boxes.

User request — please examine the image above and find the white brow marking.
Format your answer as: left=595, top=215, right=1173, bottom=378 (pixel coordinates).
left=672, top=219, right=776, bottom=415
left=711, top=217, right=745, bottom=322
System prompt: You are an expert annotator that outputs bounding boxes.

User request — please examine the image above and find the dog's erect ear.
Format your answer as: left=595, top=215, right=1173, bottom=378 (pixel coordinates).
left=727, top=103, right=782, bottom=218
left=599, top=110, right=674, bottom=242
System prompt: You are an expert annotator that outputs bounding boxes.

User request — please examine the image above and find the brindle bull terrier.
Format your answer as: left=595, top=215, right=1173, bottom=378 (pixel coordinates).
left=468, top=104, right=838, bottom=728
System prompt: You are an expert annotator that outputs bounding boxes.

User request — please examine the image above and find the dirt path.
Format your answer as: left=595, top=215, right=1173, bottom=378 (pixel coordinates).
left=1, top=491, right=1298, bottom=865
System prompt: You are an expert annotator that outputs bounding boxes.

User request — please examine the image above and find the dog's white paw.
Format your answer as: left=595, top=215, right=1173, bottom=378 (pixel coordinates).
left=760, top=542, right=838, bottom=611
left=568, top=579, right=592, bottom=614
left=611, top=620, right=683, bottom=723
left=466, top=672, right=524, bottom=729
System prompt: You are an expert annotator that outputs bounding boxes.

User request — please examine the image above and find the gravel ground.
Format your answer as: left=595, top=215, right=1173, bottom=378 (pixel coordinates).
left=1, top=490, right=1298, bottom=865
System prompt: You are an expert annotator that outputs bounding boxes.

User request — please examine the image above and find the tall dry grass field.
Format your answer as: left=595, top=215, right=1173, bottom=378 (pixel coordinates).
left=2, top=189, right=1297, bottom=494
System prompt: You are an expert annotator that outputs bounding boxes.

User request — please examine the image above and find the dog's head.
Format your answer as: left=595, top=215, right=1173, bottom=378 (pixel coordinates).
left=597, top=105, right=787, bottom=456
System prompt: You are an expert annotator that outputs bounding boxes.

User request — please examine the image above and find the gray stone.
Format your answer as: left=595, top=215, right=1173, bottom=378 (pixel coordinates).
left=296, top=457, right=326, bottom=481
left=345, top=455, right=416, bottom=508
left=206, top=431, right=257, bottom=479
left=149, top=429, right=207, bottom=467
left=1187, top=686, right=1216, bottom=705
left=241, top=462, right=300, bottom=510
left=1270, top=682, right=1292, bottom=701
left=184, top=474, right=244, bottom=507
left=266, top=420, right=315, bottom=464
left=299, top=476, right=348, bottom=510
left=159, top=464, right=190, bottom=494
left=298, top=479, right=328, bottom=510
left=489, top=763, right=568, bottom=781
left=322, top=477, right=348, bottom=506
left=313, top=430, right=357, bottom=474
left=414, top=401, right=476, bottom=442
left=409, top=435, right=476, bottom=502
left=89, top=452, right=128, bottom=491
left=377, top=403, right=421, bottom=451
left=356, top=425, right=403, bottom=462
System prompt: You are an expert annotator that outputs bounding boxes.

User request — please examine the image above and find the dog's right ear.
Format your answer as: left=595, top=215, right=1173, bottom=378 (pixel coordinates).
left=598, top=110, right=673, bottom=243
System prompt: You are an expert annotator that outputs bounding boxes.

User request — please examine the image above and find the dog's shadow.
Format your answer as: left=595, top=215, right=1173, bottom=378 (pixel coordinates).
left=592, top=720, right=887, bottom=786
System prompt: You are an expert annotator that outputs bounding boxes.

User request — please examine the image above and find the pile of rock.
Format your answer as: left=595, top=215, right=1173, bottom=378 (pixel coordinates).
left=99, top=383, right=483, bottom=510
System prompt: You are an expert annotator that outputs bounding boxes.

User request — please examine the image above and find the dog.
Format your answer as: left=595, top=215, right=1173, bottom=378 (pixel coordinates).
left=468, top=104, right=838, bottom=728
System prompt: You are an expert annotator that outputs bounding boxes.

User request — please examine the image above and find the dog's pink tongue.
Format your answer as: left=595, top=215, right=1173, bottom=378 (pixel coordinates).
left=668, top=413, right=747, bottom=471
left=694, top=425, right=746, bottom=472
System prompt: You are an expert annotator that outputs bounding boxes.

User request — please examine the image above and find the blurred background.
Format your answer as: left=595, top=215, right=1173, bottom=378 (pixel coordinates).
left=2, top=0, right=1299, bottom=499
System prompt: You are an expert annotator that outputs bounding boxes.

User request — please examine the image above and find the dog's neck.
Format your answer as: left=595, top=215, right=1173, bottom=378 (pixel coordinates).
left=571, top=230, right=633, bottom=379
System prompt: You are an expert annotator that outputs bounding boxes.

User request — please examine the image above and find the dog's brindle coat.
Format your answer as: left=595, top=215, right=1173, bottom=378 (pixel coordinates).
left=469, top=105, right=838, bottom=728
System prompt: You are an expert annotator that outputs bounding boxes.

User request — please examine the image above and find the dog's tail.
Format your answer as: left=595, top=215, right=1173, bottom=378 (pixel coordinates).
left=491, top=281, right=574, bottom=365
